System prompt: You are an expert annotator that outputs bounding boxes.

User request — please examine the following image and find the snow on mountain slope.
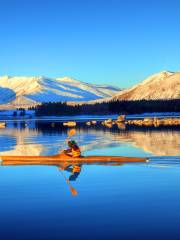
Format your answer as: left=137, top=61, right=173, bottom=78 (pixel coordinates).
left=0, top=76, right=120, bottom=108
left=112, top=71, right=180, bottom=100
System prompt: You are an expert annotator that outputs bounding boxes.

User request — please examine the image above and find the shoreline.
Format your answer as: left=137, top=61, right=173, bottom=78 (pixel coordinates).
left=0, top=112, right=180, bottom=122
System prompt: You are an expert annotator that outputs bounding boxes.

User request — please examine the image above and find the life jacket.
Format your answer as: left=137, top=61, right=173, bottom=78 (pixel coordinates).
left=72, top=165, right=81, bottom=173
left=71, top=146, right=81, bottom=157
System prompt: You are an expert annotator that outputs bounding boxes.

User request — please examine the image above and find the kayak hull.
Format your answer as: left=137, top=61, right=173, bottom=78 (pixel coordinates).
left=0, top=154, right=148, bottom=166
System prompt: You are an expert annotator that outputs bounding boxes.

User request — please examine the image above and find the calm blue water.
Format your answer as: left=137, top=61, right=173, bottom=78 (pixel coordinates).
left=0, top=121, right=180, bottom=240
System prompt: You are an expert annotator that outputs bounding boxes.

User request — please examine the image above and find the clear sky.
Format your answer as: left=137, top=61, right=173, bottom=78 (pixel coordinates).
left=0, top=0, right=179, bottom=88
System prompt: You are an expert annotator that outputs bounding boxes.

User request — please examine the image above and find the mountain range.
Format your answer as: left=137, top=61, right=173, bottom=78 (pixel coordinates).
left=0, top=71, right=179, bottom=109
left=0, top=76, right=120, bottom=109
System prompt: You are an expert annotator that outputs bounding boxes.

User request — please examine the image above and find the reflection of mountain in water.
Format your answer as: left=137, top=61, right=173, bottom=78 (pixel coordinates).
left=122, top=130, right=180, bottom=156
left=0, top=126, right=179, bottom=156
left=0, top=134, right=16, bottom=152
left=0, top=128, right=43, bottom=156
left=78, top=129, right=180, bottom=156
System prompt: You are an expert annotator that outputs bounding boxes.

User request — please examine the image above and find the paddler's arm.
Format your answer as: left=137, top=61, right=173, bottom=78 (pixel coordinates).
left=60, top=149, right=72, bottom=154
left=58, top=164, right=72, bottom=171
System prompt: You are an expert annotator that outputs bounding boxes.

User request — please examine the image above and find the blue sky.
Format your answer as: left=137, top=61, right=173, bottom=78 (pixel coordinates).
left=0, top=0, right=179, bottom=87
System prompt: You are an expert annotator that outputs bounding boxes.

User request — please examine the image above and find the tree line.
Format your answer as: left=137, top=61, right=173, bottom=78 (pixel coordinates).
left=31, top=99, right=180, bottom=116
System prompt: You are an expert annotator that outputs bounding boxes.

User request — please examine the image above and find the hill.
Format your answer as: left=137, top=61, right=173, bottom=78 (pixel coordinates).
left=112, top=71, right=180, bottom=101
left=0, top=76, right=120, bottom=109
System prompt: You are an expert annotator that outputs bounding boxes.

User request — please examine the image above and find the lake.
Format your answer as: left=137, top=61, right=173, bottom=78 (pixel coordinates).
left=0, top=120, right=180, bottom=240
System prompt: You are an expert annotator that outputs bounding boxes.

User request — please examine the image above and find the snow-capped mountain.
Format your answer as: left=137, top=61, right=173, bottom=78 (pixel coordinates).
left=112, top=71, right=180, bottom=101
left=0, top=76, right=120, bottom=108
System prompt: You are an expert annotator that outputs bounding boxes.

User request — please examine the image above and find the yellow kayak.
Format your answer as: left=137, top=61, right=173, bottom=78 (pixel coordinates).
left=0, top=154, right=149, bottom=166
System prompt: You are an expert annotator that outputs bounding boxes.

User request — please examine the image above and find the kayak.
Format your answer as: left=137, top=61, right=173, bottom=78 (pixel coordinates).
left=0, top=154, right=149, bottom=166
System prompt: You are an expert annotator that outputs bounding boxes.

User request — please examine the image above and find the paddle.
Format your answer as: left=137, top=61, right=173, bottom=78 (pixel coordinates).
left=66, top=128, right=76, bottom=142
left=59, top=128, right=78, bottom=196
left=59, top=169, right=78, bottom=196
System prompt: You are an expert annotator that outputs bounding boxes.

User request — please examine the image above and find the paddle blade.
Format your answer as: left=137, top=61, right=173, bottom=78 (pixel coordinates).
left=70, top=186, right=78, bottom=196
left=68, top=129, right=76, bottom=137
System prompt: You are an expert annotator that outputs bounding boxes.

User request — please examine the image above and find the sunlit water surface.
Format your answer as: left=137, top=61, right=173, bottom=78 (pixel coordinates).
left=0, top=120, right=180, bottom=240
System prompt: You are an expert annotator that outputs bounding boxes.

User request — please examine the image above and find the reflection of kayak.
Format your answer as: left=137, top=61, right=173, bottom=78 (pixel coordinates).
left=1, top=154, right=148, bottom=166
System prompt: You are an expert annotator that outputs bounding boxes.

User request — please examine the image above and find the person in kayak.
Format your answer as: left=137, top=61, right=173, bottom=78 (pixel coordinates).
left=59, top=140, right=82, bottom=182
left=62, top=140, right=81, bottom=158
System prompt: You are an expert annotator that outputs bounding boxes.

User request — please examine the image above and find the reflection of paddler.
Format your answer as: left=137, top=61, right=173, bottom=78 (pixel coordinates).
left=59, top=165, right=82, bottom=182
left=62, top=140, right=81, bottom=158
left=68, top=165, right=82, bottom=181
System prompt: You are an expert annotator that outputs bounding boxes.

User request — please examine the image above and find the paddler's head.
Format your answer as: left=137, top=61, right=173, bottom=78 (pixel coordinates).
left=68, top=141, right=73, bottom=148
left=68, top=140, right=77, bottom=148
